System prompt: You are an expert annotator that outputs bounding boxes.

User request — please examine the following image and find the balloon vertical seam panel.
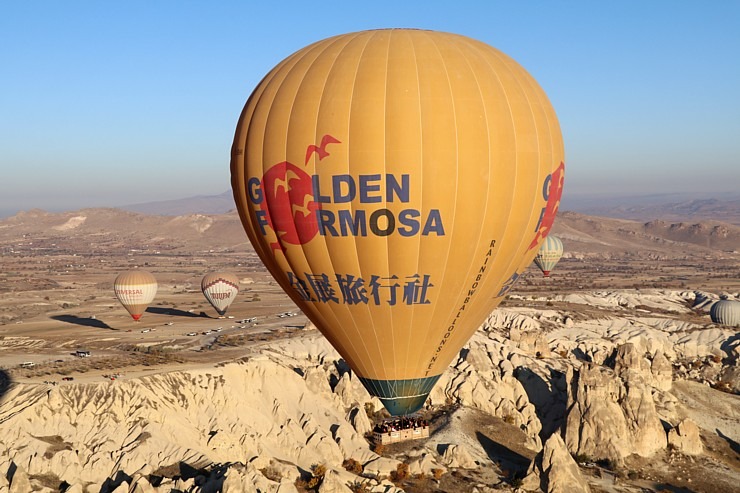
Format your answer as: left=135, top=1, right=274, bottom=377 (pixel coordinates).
left=342, top=31, right=394, bottom=379
left=417, top=32, right=500, bottom=379
left=282, top=36, right=348, bottom=362
left=302, top=32, right=387, bottom=377
left=397, top=30, right=432, bottom=388
left=317, top=31, right=379, bottom=378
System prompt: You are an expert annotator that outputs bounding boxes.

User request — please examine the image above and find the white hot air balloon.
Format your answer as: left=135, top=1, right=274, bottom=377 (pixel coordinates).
left=710, top=299, right=740, bottom=327
left=201, top=273, right=240, bottom=317
left=533, top=235, right=564, bottom=277
left=114, top=271, right=157, bottom=321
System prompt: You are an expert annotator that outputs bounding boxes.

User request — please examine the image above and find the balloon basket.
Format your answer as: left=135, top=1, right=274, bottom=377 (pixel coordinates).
left=371, top=415, right=429, bottom=445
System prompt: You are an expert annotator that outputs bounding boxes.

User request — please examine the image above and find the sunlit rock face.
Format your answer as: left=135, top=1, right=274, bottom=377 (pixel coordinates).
left=523, top=433, right=591, bottom=493
left=564, top=361, right=667, bottom=461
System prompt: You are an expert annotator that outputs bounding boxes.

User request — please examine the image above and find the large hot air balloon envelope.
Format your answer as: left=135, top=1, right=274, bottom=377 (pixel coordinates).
left=710, top=300, right=740, bottom=327
left=201, top=272, right=240, bottom=316
left=533, top=235, right=564, bottom=277
left=231, top=29, right=565, bottom=415
left=114, top=271, right=157, bottom=321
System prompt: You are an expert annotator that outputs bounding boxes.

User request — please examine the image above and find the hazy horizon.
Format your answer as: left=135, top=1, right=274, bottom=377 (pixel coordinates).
left=2, top=188, right=739, bottom=221
left=2, top=1, right=739, bottom=215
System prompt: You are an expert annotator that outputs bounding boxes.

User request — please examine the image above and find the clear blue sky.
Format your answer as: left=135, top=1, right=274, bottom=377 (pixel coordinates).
left=1, top=1, right=738, bottom=217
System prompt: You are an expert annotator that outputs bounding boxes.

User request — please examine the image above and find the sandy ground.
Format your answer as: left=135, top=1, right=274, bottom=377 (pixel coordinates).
left=0, top=249, right=310, bottom=386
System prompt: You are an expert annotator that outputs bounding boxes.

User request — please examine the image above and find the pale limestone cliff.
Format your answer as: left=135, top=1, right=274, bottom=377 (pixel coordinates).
left=523, top=433, right=590, bottom=493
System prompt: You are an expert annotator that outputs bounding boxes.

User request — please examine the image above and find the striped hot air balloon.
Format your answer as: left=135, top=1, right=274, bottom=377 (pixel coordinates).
left=533, top=235, right=564, bottom=277
left=114, top=271, right=157, bottom=321
left=201, top=272, right=240, bottom=317
left=710, top=300, right=740, bottom=327
left=231, top=29, right=564, bottom=415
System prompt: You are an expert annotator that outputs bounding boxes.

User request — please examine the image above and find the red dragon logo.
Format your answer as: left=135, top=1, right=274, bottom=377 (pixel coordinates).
left=257, top=134, right=340, bottom=252
left=528, top=161, right=565, bottom=250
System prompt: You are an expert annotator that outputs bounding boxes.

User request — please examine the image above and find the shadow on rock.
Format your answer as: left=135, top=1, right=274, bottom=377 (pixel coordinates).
left=720, top=333, right=739, bottom=359
left=148, top=462, right=225, bottom=491
left=515, top=366, right=567, bottom=437
left=572, top=346, right=593, bottom=363
left=100, top=470, right=132, bottom=493
left=177, top=462, right=206, bottom=480
left=51, top=314, right=113, bottom=329
left=0, top=369, right=12, bottom=404
left=716, top=428, right=740, bottom=455
left=475, top=430, right=530, bottom=475
left=653, top=484, right=697, bottom=493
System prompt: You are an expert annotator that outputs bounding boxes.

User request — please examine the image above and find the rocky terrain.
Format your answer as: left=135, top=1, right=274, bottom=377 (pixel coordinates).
left=0, top=288, right=738, bottom=493
left=0, top=207, right=738, bottom=492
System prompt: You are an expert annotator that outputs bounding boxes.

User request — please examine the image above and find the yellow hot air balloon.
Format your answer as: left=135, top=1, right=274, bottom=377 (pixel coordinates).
left=231, top=29, right=564, bottom=415
left=533, top=235, right=564, bottom=277
left=201, top=272, right=240, bottom=317
left=114, top=270, right=157, bottom=321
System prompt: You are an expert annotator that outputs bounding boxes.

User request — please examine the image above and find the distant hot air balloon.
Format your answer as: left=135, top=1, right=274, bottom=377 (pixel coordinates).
left=201, top=272, right=240, bottom=317
left=710, top=300, right=740, bottom=327
left=231, top=29, right=565, bottom=415
left=114, top=270, right=157, bottom=321
left=533, top=235, right=564, bottom=277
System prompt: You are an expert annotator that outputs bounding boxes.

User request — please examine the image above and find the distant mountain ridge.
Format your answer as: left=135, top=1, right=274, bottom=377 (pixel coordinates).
left=119, top=190, right=740, bottom=225
left=120, top=190, right=236, bottom=216
left=563, top=193, right=740, bottom=225
left=554, top=211, right=739, bottom=255
left=0, top=208, right=249, bottom=254
left=1, top=207, right=738, bottom=259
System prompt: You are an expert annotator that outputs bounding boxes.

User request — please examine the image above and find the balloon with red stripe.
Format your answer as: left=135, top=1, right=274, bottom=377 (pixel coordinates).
left=201, top=273, right=240, bottom=317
